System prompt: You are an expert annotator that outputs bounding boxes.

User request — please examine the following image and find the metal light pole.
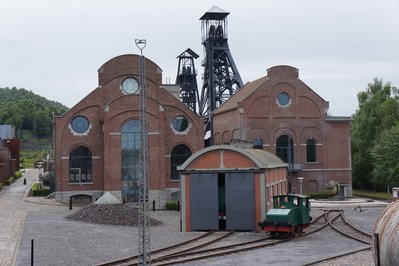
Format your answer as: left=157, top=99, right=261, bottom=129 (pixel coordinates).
left=136, top=39, right=151, bottom=265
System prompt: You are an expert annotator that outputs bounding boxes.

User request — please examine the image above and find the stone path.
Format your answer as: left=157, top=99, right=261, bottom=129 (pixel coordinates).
left=0, top=169, right=62, bottom=266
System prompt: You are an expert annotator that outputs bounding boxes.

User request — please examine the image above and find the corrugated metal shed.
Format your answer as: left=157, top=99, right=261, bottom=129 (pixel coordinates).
left=0, top=125, right=15, bottom=139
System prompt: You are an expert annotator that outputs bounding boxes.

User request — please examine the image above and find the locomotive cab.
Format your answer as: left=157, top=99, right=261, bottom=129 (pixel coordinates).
left=258, top=194, right=311, bottom=236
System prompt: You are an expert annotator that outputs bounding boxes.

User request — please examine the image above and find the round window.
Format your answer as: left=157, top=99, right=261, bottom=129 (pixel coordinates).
left=277, top=92, right=290, bottom=106
left=71, top=116, right=89, bottom=134
left=172, top=116, right=188, bottom=132
left=122, top=77, right=139, bottom=94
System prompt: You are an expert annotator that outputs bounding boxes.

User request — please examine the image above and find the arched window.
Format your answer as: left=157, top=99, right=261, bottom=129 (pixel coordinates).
left=306, top=138, right=317, bottom=162
left=69, top=146, right=92, bottom=183
left=276, top=135, right=294, bottom=163
left=171, top=144, right=192, bottom=180
left=121, top=120, right=140, bottom=203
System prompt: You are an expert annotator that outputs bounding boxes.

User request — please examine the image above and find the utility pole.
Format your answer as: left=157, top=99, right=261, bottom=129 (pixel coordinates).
left=136, top=39, right=151, bottom=265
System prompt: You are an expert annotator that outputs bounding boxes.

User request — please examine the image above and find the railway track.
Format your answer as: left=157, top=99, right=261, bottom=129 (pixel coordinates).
left=307, top=209, right=372, bottom=245
left=98, top=231, right=234, bottom=266
left=99, top=209, right=373, bottom=265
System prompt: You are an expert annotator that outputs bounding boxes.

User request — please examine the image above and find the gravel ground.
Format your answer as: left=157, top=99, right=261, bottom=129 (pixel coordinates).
left=66, top=204, right=163, bottom=226
left=16, top=208, right=202, bottom=266
left=16, top=204, right=385, bottom=266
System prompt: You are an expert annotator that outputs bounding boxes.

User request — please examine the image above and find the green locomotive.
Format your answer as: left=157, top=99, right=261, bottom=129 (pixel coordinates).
left=258, top=194, right=311, bottom=235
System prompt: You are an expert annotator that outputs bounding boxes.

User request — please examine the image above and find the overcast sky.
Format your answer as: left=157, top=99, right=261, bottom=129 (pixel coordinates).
left=1, top=0, right=398, bottom=116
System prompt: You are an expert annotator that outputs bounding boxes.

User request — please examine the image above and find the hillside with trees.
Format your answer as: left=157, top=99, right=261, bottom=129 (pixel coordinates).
left=0, top=87, right=69, bottom=138
left=351, top=78, right=399, bottom=191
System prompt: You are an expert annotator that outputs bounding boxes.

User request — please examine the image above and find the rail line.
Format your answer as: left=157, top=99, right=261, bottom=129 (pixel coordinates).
left=98, top=231, right=234, bottom=266
left=98, top=209, right=373, bottom=265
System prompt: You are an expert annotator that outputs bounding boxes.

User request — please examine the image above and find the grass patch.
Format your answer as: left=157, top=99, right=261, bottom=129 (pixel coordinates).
left=353, top=190, right=392, bottom=200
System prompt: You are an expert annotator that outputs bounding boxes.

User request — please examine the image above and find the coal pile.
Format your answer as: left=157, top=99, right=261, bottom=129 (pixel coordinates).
left=66, top=204, right=163, bottom=227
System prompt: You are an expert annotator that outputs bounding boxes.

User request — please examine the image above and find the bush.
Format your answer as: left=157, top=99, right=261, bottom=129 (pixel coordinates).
left=306, top=192, right=332, bottom=199
left=165, top=202, right=179, bottom=210
left=31, top=182, right=51, bottom=197
left=0, top=183, right=2, bottom=190
left=7, top=176, right=15, bottom=185
left=15, top=171, right=22, bottom=178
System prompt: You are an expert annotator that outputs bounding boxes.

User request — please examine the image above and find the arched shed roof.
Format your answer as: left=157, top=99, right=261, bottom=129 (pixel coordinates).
left=178, top=145, right=287, bottom=171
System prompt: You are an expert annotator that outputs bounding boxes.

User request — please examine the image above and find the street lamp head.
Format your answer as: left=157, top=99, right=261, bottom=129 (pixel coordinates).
left=135, top=39, right=146, bottom=53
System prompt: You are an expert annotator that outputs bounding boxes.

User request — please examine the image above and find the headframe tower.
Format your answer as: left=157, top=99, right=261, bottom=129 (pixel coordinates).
left=199, top=6, right=244, bottom=143
left=176, top=49, right=200, bottom=113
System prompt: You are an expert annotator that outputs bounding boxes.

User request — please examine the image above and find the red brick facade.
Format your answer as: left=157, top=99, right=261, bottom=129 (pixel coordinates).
left=54, top=55, right=204, bottom=206
left=0, top=139, right=15, bottom=185
left=212, top=65, right=352, bottom=196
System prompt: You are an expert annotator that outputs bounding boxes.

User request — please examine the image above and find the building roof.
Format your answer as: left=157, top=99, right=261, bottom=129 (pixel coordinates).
left=200, top=5, right=229, bottom=20
left=213, top=65, right=330, bottom=115
left=325, top=116, right=352, bottom=122
left=178, top=144, right=287, bottom=171
left=0, top=125, right=15, bottom=139
left=213, top=75, right=269, bottom=114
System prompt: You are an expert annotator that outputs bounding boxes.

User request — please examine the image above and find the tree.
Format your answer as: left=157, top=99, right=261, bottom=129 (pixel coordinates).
left=371, top=125, right=399, bottom=190
left=351, top=78, right=399, bottom=190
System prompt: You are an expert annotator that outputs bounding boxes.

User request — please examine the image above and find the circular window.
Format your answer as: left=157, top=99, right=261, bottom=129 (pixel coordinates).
left=172, top=116, right=188, bottom=132
left=122, top=77, right=139, bottom=94
left=277, top=92, right=290, bottom=106
left=71, top=116, right=89, bottom=134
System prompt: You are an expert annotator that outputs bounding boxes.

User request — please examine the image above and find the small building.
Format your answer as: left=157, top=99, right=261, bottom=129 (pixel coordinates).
left=178, top=145, right=287, bottom=232
left=212, top=65, right=352, bottom=196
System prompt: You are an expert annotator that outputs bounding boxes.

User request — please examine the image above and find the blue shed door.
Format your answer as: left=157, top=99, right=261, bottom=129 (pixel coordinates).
left=225, top=173, right=255, bottom=231
left=190, top=173, right=219, bottom=230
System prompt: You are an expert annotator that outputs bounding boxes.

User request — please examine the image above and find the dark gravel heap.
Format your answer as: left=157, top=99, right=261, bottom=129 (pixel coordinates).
left=66, top=204, right=163, bottom=227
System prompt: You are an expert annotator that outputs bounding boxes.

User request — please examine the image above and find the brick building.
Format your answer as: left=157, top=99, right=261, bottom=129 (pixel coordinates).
left=54, top=55, right=204, bottom=207
left=178, top=145, right=287, bottom=232
left=212, top=65, right=352, bottom=196
left=0, top=125, right=18, bottom=185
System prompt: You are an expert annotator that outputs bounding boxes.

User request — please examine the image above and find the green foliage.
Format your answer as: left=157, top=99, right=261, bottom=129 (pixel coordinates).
left=306, top=192, right=332, bottom=199
left=0, top=183, right=2, bottom=190
left=351, top=78, right=399, bottom=190
left=15, top=171, right=22, bottom=178
left=20, top=149, right=48, bottom=168
left=371, top=125, right=399, bottom=190
left=7, top=176, right=15, bottom=185
left=165, top=202, right=179, bottom=210
left=31, top=182, right=51, bottom=197
left=0, top=87, right=69, bottom=138
left=353, top=190, right=392, bottom=201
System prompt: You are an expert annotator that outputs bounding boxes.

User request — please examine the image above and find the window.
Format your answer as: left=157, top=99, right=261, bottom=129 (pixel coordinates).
left=170, top=144, right=192, bottom=180
left=172, top=116, right=189, bottom=132
left=71, top=116, right=90, bottom=134
left=121, top=120, right=140, bottom=203
left=69, top=146, right=92, bottom=183
left=276, top=135, right=294, bottom=163
left=306, top=138, right=317, bottom=162
left=252, top=137, right=263, bottom=149
left=277, top=92, right=291, bottom=107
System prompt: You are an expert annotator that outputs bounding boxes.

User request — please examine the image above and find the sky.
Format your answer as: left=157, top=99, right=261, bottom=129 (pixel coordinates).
left=1, top=0, right=398, bottom=116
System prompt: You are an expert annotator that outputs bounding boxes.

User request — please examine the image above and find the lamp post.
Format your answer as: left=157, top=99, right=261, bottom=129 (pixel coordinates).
left=136, top=39, right=151, bottom=266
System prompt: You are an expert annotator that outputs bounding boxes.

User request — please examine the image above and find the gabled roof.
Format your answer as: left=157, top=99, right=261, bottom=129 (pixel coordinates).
left=213, top=65, right=330, bottom=115
left=213, top=75, right=269, bottom=114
